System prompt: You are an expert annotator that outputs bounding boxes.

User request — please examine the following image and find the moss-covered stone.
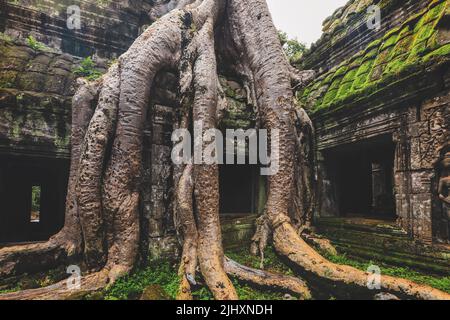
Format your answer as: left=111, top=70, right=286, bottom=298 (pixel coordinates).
left=300, top=0, right=450, bottom=115
left=218, top=77, right=256, bottom=130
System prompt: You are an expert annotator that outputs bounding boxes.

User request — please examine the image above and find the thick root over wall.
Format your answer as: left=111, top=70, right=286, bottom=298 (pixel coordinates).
left=1, top=0, right=449, bottom=300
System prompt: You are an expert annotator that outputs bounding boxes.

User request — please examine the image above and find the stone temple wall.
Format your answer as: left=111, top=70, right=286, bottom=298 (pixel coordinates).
left=0, top=42, right=184, bottom=255
left=0, top=0, right=155, bottom=58
left=300, top=0, right=450, bottom=242
left=0, top=0, right=182, bottom=254
left=0, top=0, right=258, bottom=253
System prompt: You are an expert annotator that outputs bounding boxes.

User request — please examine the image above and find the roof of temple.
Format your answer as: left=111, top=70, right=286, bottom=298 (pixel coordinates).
left=301, top=0, right=429, bottom=71
left=299, top=0, right=450, bottom=115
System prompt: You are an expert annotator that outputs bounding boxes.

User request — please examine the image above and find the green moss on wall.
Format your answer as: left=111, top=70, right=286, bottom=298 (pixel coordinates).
left=300, top=0, right=450, bottom=114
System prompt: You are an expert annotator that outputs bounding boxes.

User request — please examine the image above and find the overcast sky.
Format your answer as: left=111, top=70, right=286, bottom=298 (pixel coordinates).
left=266, top=0, right=349, bottom=47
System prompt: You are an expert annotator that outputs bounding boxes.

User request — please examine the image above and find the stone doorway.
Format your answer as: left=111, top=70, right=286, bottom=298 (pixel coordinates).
left=324, top=135, right=396, bottom=220
left=0, top=154, right=69, bottom=244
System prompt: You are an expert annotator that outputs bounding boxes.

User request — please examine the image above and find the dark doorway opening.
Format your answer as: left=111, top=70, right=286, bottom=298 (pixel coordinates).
left=219, top=164, right=259, bottom=215
left=324, top=135, right=396, bottom=220
left=0, top=154, right=69, bottom=244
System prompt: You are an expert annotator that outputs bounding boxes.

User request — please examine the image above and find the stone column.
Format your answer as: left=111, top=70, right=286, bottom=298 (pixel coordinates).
left=144, top=104, right=179, bottom=259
